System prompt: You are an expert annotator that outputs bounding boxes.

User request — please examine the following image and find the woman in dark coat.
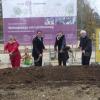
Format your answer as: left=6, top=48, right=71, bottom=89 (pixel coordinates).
left=54, top=32, right=69, bottom=66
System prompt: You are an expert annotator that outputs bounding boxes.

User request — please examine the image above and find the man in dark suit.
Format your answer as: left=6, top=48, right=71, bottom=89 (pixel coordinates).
left=32, top=31, right=45, bottom=66
left=54, top=32, right=69, bottom=66
left=79, top=30, right=92, bottom=65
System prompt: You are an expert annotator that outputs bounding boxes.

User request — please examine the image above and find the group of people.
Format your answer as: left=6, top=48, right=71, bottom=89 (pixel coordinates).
left=4, top=30, right=92, bottom=69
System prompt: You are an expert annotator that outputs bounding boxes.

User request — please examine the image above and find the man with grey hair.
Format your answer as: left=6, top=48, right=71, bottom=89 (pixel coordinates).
left=79, top=30, right=92, bottom=65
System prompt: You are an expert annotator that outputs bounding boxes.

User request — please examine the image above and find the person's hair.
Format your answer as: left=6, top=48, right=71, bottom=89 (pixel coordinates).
left=37, top=30, right=42, bottom=34
left=80, top=30, right=87, bottom=34
left=9, top=35, right=16, bottom=41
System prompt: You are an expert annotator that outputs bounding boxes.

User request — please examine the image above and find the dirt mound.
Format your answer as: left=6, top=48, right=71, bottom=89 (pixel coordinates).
left=0, top=66, right=100, bottom=86
left=0, top=66, right=100, bottom=100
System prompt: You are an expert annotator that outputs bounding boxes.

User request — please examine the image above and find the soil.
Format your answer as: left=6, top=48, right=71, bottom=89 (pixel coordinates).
left=0, top=66, right=100, bottom=100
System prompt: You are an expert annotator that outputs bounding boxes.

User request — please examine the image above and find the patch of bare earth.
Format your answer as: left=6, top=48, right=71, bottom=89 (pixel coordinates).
left=0, top=66, right=100, bottom=100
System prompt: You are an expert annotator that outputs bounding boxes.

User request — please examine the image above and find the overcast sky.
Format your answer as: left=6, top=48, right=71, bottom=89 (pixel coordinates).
left=88, top=0, right=100, bottom=15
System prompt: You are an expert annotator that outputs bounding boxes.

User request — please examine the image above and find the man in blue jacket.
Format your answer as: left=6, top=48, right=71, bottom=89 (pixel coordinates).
left=79, top=30, right=92, bottom=65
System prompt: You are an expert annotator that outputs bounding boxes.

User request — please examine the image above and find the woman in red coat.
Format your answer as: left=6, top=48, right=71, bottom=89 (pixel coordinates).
left=4, top=36, right=21, bottom=69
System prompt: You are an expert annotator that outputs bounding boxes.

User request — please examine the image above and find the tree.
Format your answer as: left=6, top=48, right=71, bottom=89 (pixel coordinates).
left=77, top=0, right=96, bottom=41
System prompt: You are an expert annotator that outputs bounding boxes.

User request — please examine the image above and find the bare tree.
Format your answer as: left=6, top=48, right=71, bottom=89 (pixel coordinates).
left=77, top=0, right=96, bottom=41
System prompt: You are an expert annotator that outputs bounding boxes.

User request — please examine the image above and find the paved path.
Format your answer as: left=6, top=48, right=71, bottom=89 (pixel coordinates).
left=0, top=44, right=96, bottom=69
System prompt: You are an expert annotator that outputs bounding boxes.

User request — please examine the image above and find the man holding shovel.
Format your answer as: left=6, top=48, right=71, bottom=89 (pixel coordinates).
left=32, top=31, right=45, bottom=66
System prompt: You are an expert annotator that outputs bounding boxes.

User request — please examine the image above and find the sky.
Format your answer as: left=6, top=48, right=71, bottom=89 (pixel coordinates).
left=88, top=0, right=100, bottom=15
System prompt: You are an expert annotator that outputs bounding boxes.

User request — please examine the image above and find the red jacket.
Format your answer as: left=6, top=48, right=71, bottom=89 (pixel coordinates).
left=4, top=41, right=21, bottom=59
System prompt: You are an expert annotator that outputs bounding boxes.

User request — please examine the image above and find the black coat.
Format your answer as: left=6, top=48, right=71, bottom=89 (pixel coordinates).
left=79, top=36, right=92, bottom=53
left=32, top=36, right=45, bottom=57
left=54, top=35, right=69, bottom=60
left=54, top=35, right=66, bottom=51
